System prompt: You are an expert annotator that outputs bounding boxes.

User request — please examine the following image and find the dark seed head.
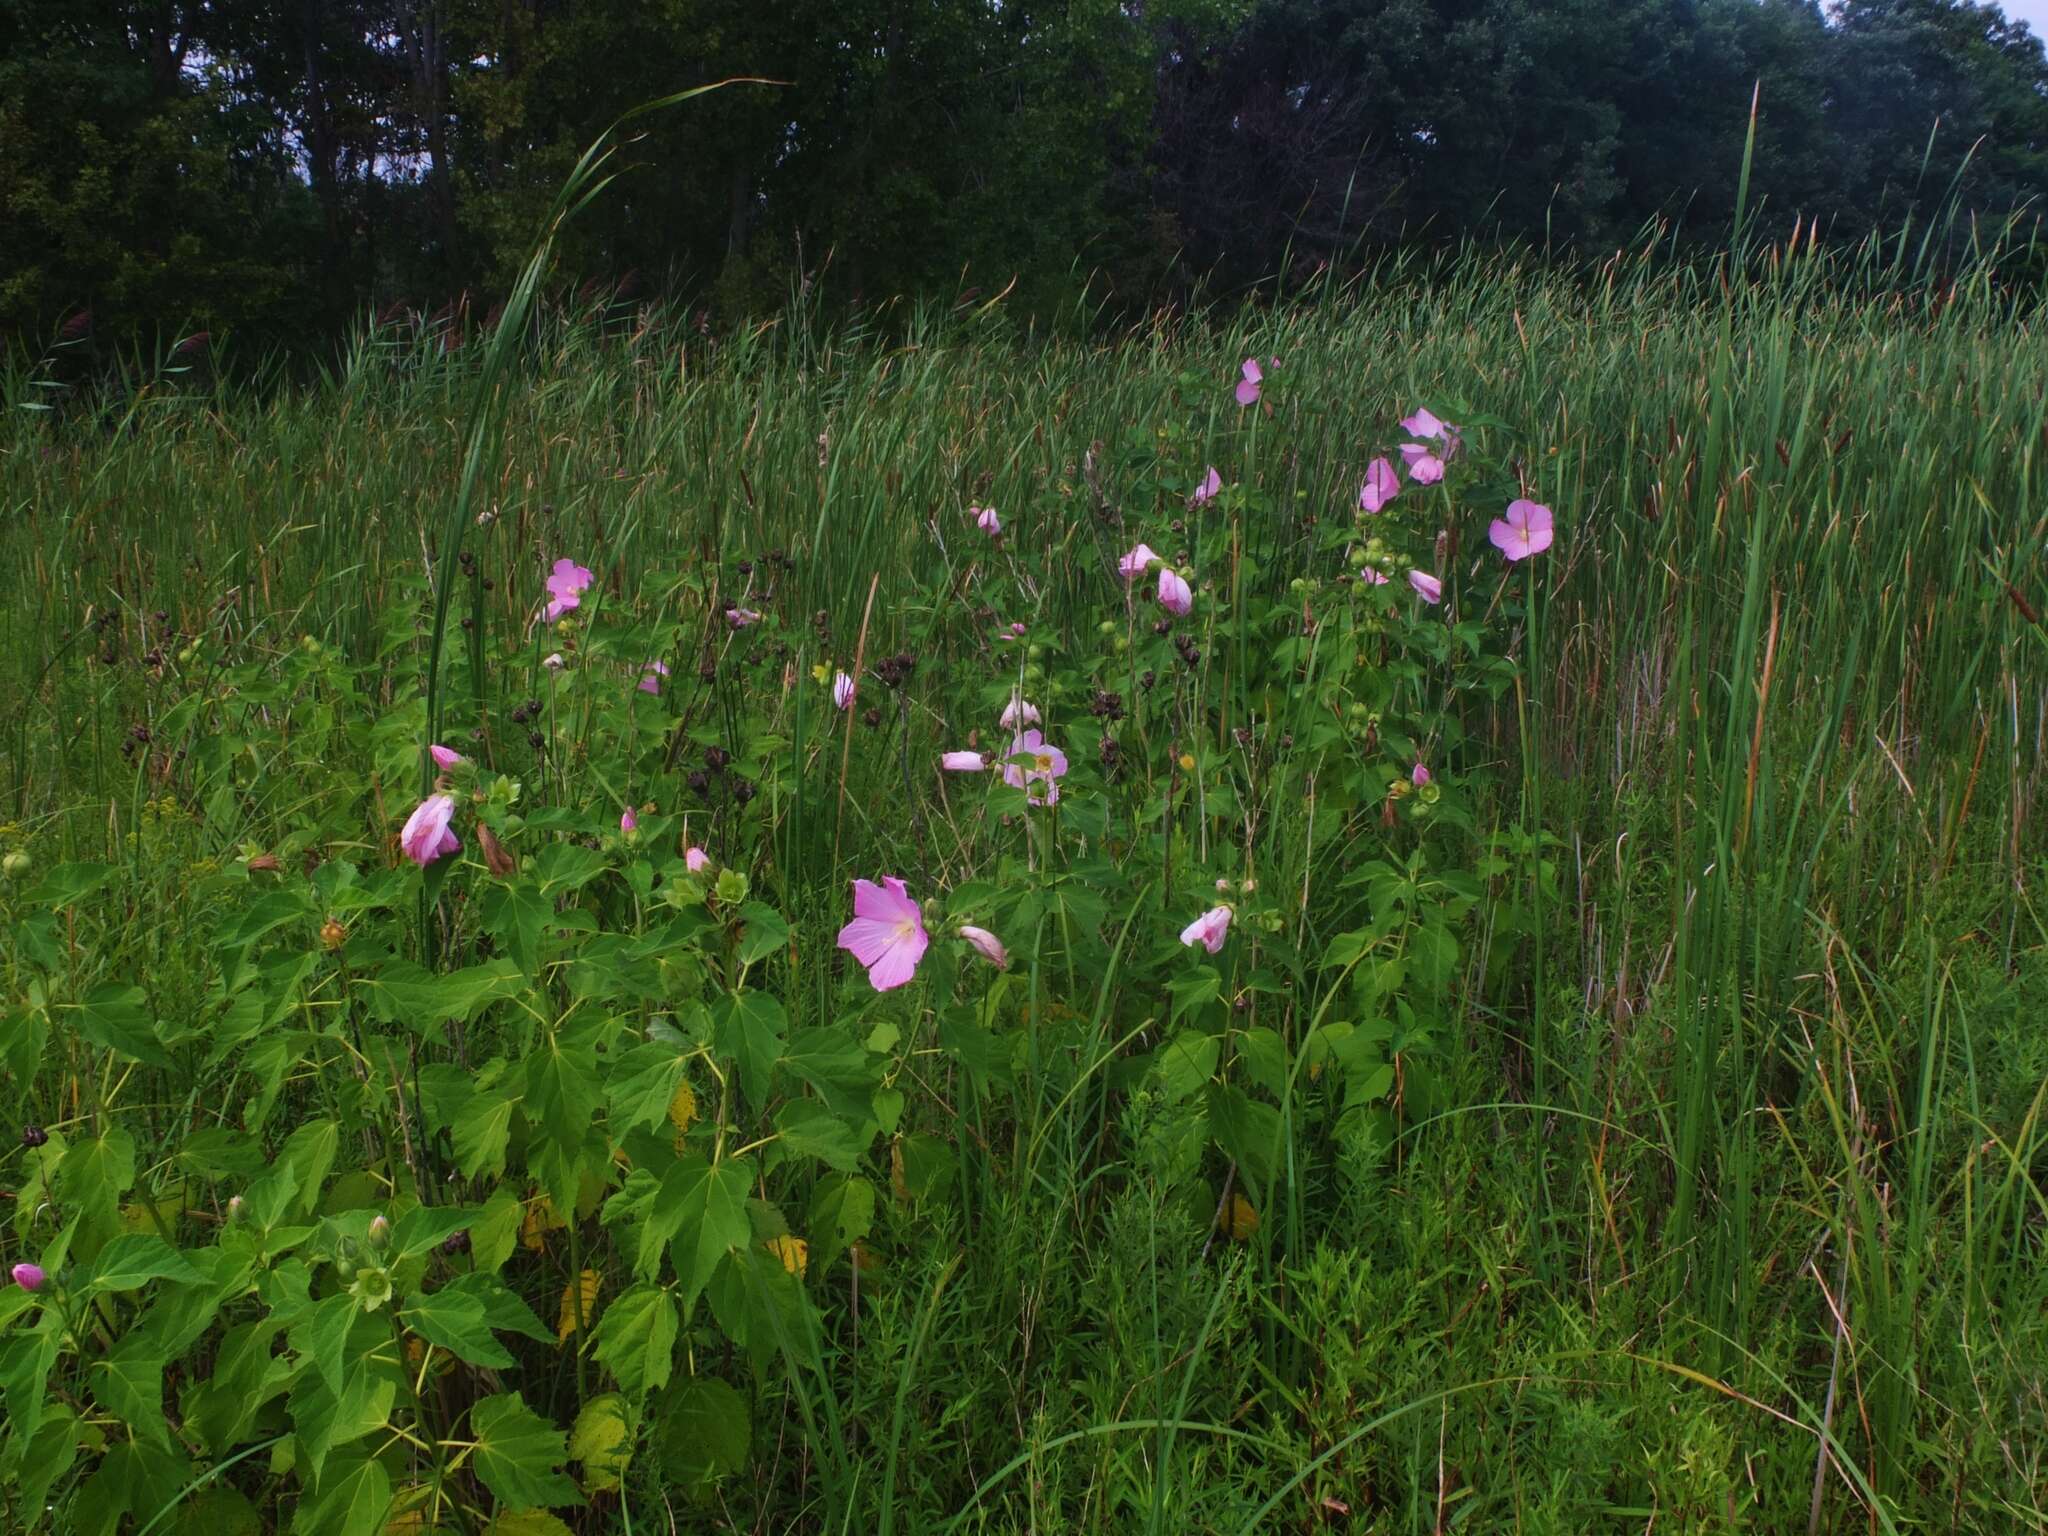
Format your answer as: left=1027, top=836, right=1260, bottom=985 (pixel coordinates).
left=704, top=745, right=730, bottom=772
left=21, top=1125, right=48, bottom=1148
left=732, top=778, right=755, bottom=805
left=440, top=1230, right=470, bottom=1255
left=527, top=731, right=544, bottom=749
left=687, top=770, right=710, bottom=795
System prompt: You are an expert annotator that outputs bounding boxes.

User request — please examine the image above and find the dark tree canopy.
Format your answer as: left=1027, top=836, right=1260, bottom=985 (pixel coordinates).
left=3, top=0, right=2045, bottom=352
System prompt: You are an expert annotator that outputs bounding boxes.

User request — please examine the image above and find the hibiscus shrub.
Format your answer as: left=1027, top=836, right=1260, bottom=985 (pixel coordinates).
left=0, top=359, right=1554, bottom=1532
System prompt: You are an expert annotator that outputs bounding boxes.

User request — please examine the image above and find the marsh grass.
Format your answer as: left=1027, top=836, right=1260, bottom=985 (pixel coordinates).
left=2, top=229, right=2045, bottom=1531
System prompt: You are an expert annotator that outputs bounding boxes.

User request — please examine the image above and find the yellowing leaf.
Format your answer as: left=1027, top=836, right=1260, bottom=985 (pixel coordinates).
left=765, top=1235, right=808, bottom=1277
left=568, top=1393, right=634, bottom=1493
left=519, top=1195, right=565, bottom=1253
left=667, top=1079, right=698, bottom=1139
left=889, top=1141, right=909, bottom=1205
left=556, top=1269, right=601, bottom=1343
left=1220, top=1193, right=1260, bottom=1242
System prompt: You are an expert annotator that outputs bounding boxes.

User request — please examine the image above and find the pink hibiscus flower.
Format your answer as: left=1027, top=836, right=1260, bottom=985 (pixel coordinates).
left=1235, top=358, right=1263, bottom=406
left=1399, top=443, right=1445, bottom=485
left=1191, top=466, right=1222, bottom=506
left=1180, top=905, right=1233, bottom=953
left=1157, top=567, right=1193, bottom=617
left=836, top=876, right=930, bottom=991
left=544, top=559, right=594, bottom=622
left=1408, top=570, right=1443, bottom=605
left=1488, top=499, right=1554, bottom=562
left=1359, top=457, right=1400, bottom=514
left=400, top=793, right=460, bottom=867
left=1003, top=728, right=1068, bottom=806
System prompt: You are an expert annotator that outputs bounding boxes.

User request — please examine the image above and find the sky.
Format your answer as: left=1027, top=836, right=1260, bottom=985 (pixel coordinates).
left=2002, top=0, right=2048, bottom=31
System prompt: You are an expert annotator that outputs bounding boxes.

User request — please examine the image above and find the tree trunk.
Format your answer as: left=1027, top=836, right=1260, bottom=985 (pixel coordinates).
left=399, top=0, right=459, bottom=272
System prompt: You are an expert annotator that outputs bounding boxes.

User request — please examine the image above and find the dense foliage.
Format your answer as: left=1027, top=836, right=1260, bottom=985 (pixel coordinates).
left=1, top=238, right=2044, bottom=1530
left=5, top=0, right=2048, bottom=352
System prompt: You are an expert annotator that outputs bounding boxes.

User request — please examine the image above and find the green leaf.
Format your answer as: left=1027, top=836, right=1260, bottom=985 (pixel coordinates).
left=484, top=882, right=553, bottom=978
left=604, top=1044, right=692, bottom=1136
left=469, top=1392, right=583, bottom=1511
left=808, top=1174, right=875, bottom=1273
left=85, top=1233, right=202, bottom=1292
left=289, top=1292, right=359, bottom=1398
left=1235, top=1027, right=1289, bottom=1099
left=442, top=1271, right=552, bottom=1343
left=733, top=903, right=790, bottom=967
left=1153, top=1032, right=1220, bottom=1101
left=62, top=983, right=174, bottom=1068
left=358, top=958, right=523, bottom=1028
left=524, top=1029, right=603, bottom=1147
left=711, top=992, right=786, bottom=1109
left=23, top=861, right=118, bottom=908
left=533, top=842, right=607, bottom=895
left=58, top=1127, right=136, bottom=1237
left=183, top=1319, right=287, bottom=1454
left=291, top=1451, right=392, bottom=1536
left=290, top=1365, right=396, bottom=1485
left=592, top=1284, right=678, bottom=1398
left=892, top=1133, right=956, bottom=1203
left=0, top=1325, right=59, bottom=1450
left=390, top=1203, right=478, bottom=1261
left=652, top=1377, right=750, bottom=1489
left=280, top=1119, right=340, bottom=1216
left=177, top=1126, right=269, bottom=1179
left=14, top=1405, right=81, bottom=1524
left=774, top=1099, right=864, bottom=1172
left=90, top=1336, right=170, bottom=1448
left=404, top=1288, right=516, bottom=1368
left=640, top=1153, right=752, bottom=1307
left=171, top=1485, right=264, bottom=1536
left=469, top=1187, right=524, bottom=1274
left=450, top=1084, right=517, bottom=1178
left=1206, top=1082, right=1282, bottom=1189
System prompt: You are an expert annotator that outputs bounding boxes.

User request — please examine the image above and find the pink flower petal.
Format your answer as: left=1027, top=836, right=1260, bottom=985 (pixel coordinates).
left=1399, top=444, right=1444, bottom=485
left=1157, top=567, right=1193, bottom=616
left=1359, top=457, right=1400, bottom=514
